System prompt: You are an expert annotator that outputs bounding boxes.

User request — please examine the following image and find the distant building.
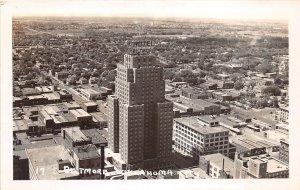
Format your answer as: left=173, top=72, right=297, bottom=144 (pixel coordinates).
left=180, top=87, right=208, bottom=99
left=207, top=78, right=234, bottom=89
left=89, top=77, right=97, bottom=85
left=57, top=89, right=72, bottom=101
left=199, top=153, right=234, bottom=178
left=35, top=86, right=54, bottom=93
left=82, top=102, right=98, bottom=113
left=279, top=139, right=289, bottom=164
left=69, top=109, right=93, bottom=129
left=234, top=153, right=288, bottom=178
left=230, top=135, right=279, bottom=157
left=264, top=129, right=288, bottom=143
left=79, top=88, right=104, bottom=101
left=211, top=91, right=232, bottom=102
left=21, top=88, right=41, bottom=96
left=79, top=77, right=88, bottom=85
left=99, top=87, right=113, bottom=96
left=200, top=82, right=218, bottom=90
left=275, top=106, right=289, bottom=123
left=166, top=95, right=229, bottom=117
left=55, top=71, right=69, bottom=81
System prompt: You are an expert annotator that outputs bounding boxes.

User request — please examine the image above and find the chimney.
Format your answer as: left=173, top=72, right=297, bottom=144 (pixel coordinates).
left=100, top=145, right=105, bottom=179
left=222, top=158, right=225, bottom=171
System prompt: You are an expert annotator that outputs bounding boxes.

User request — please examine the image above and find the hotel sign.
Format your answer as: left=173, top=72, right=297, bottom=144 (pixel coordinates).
left=128, top=40, right=154, bottom=55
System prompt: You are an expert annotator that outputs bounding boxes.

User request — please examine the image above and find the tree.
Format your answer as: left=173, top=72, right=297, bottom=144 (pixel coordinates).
left=255, top=63, right=273, bottom=74
left=197, top=78, right=206, bottom=85
left=164, top=69, right=175, bottom=80
left=172, top=75, right=182, bottom=82
left=265, top=81, right=273, bottom=86
left=248, top=81, right=256, bottom=89
left=263, top=85, right=281, bottom=96
left=231, top=73, right=244, bottom=82
left=198, top=71, right=206, bottom=78
left=234, top=81, right=244, bottom=90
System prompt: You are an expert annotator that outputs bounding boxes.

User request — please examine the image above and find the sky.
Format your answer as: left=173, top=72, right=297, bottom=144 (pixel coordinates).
left=8, top=0, right=297, bottom=20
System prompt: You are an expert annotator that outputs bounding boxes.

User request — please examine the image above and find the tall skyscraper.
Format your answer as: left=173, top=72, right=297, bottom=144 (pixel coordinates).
left=107, top=41, right=173, bottom=170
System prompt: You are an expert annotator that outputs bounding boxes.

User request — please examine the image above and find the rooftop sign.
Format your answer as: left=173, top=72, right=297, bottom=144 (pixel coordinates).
left=127, top=40, right=154, bottom=55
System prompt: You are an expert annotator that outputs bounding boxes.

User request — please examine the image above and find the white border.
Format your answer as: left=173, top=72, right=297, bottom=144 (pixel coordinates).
left=1, top=1, right=300, bottom=190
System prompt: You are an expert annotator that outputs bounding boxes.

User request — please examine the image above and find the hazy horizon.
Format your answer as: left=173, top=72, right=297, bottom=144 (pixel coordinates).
left=8, top=0, right=295, bottom=21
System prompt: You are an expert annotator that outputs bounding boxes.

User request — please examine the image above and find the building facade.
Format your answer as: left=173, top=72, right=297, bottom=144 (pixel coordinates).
left=173, top=116, right=231, bottom=162
left=108, top=47, right=174, bottom=170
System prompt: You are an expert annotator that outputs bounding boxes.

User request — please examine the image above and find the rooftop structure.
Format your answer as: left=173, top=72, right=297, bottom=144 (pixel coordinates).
left=71, top=144, right=101, bottom=160
left=199, top=153, right=234, bottom=178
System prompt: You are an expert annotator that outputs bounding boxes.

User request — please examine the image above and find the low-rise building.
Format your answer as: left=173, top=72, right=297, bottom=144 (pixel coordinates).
left=200, top=82, right=218, bottom=90
left=89, top=77, right=97, bottom=85
left=79, top=77, right=88, bottom=85
left=180, top=87, right=208, bottom=99
left=166, top=95, right=229, bottom=117
left=275, top=106, right=289, bottom=123
left=199, top=153, right=234, bottom=178
left=55, top=71, right=69, bottom=81
left=82, top=102, right=98, bottom=113
left=79, top=88, right=103, bottom=101
left=69, top=109, right=93, bottom=129
left=70, top=144, right=103, bottom=179
left=230, top=135, right=279, bottom=157
left=57, top=89, right=72, bottom=101
left=234, top=153, right=289, bottom=178
left=279, top=139, right=289, bottom=164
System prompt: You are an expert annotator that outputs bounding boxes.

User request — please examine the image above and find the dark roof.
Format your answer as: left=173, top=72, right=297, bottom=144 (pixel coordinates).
left=81, top=128, right=108, bottom=146
left=72, top=144, right=101, bottom=160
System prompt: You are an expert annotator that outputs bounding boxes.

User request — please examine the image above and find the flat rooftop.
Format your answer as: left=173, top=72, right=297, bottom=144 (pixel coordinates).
left=90, top=112, right=107, bottom=122
left=42, top=93, right=60, bottom=100
left=26, top=145, right=79, bottom=180
left=14, top=150, right=28, bottom=160
left=63, top=127, right=89, bottom=142
left=27, top=95, right=45, bottom=100
left=166, top=95, right=220, bottom=111
left=63, top=102, right=81, bottom=110
left=13, top=119, right=28, bottom=131
left=35, top=86, right=53, bottom=93
left=80, top=88, right=100, bottom=94
left=81, top=128, right=107, bottom=145
left=84, top=102, right=98, bottom=106
left=174, top=116, right=228, bottom=135
left=70, top=109, right=91, bottom=118
left=178, top=167, right=211, bottom=179
left=251, top=156, right=289, bottom=173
